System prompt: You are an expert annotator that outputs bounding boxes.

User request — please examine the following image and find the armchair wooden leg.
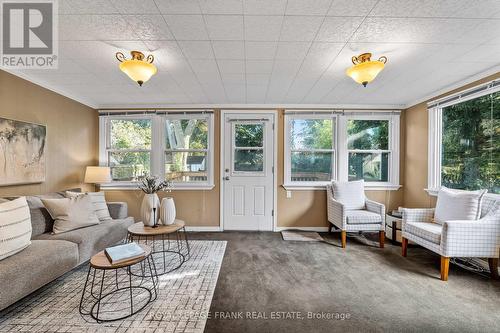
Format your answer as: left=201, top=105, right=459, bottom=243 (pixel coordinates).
left=488, top=258, right=499, bottom=280
left=379, top=231, right=385, bottom=248
left=440, top=256, right=450, bottom=281
left=401, top=237, right=408, bottom=257
left=341, top=231, right=346, bottom=248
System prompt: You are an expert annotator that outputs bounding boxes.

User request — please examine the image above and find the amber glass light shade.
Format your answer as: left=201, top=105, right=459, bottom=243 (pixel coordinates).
left=116, top=51, right=157, bottom=86
left=346, top=53, right=387, bottom=87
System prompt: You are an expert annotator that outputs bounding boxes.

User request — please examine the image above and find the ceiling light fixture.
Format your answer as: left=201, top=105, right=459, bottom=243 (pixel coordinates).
left=346, top=53, right=387, bottom=87
left=116, top=51, right=157, bottom=86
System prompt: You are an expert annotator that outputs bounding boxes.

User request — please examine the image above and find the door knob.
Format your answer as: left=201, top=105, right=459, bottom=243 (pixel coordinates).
left=224, top=176, right=230, bottom=180
left=225, top=168, right=229, bottom=172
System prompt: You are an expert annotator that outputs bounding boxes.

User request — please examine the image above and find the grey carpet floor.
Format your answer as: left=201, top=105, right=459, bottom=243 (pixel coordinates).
left=187, top=232, right=500, bottom=333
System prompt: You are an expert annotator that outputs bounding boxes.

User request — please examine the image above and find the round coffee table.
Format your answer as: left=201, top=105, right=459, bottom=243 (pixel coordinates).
left=79, top=244, right=158, bottom=323
left=127, top=219, right=190, bottom=275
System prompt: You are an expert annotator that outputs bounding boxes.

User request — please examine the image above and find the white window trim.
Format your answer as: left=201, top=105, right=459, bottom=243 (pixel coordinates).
left=427, top=80, right=500, bottom=196
left=283, top=112, right=401, bottom=191
left=99, top=112, right=214, bottom=190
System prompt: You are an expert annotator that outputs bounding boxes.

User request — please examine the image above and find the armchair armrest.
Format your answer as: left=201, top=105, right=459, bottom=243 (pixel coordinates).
left=365, top=199, right=385, bottom=216
left=401, top=208, right=435, bottom=224
left=107, top=202, right=128, bottom=219
left=326, top=184, right=346, bottom=229
left=441, top=216, right=500, bottom=257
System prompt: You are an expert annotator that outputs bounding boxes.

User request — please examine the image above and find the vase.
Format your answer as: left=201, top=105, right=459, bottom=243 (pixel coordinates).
left=160, top=197, right=176, bottom=225
left=140, top=193, right=160, bottom=227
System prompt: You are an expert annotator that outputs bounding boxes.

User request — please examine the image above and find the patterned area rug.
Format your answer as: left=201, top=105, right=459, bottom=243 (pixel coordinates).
left=281, top=231, right=324, bottom=242
left=0, top=240, right=226, bottom=333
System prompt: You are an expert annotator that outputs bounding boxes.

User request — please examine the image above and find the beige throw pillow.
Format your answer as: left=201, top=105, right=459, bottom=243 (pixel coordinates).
left=65, top=191, right=112, bottom=221
left=0, top=197, right=32, bottom=260
left=434, top=187, right=487, bottom=225
left=41, top=195, right=100, bottom=234
left=331, top=180, right=366, bottom=210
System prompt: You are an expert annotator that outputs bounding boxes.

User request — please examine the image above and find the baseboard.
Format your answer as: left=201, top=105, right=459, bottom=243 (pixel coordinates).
left=274, top=227, right=330, bottom=232
left=185, top=226, right=222, bottom=232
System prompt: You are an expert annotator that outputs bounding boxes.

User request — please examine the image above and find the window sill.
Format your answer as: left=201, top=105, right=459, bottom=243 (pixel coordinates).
left=282, top=184, right=402, bottom=191
left=101, top=184, right=215, bottom=191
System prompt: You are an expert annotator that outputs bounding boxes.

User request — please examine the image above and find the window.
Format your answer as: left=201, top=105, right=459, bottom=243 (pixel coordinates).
left=165, top=115, right=210, bottom=183
left=99, top=112, right=214, bottom=189
left=347, top=119, right=390, bottom=182
left=233, top=123, right=264, bottom=172
left=105, top=117, right=152, bottom=182
left=428, top=81, right=499, bottom=195
left=286, top=116, right=335, bottom=183
left=284, top=112, right=400, bottom=189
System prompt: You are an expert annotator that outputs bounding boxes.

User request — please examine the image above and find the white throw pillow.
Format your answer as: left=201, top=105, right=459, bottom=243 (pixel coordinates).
left=434, top=187, right=487, bottom=224
left=41, top=195, right=100, bottom=234
left=331, top=180, right=366, bottom=210
left=65, top=191, right=112, bottom=221
left=0, top=197, right=32, bottom=260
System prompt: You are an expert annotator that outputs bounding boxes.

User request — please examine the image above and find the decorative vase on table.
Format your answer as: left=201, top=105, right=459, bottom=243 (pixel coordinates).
left=160, top=197, right=176, bottom=225
left=140, top=193, right=160, bottom=227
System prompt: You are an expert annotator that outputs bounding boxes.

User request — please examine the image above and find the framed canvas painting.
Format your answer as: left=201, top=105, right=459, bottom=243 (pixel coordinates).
left=0, top=118, right=46, bottom=186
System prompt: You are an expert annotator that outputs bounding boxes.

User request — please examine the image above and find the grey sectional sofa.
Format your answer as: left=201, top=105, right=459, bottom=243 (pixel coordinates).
left=0, top=190, right=134, bottom=310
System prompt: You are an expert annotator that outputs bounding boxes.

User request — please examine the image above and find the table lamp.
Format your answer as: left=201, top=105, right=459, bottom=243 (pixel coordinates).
left=84, top=166, right=111, bottom=191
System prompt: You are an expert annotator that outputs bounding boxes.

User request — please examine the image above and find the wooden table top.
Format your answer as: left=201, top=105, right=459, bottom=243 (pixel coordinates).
left=128, top=220, right=185, bottom=236
left=90, top=244, right=151, bottom=270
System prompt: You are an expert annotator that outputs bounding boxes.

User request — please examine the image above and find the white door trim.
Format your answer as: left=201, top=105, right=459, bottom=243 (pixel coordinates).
left=219, top=110, right=278, bottom=231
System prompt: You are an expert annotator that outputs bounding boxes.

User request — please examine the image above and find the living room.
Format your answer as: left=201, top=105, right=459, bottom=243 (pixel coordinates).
left=0, top=0, right=499, bottom=332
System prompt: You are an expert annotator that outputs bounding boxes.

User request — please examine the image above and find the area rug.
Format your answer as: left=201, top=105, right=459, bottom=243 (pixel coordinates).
left=281, top=231, right=324, bottom=242
left=0, top=240, right=226, bottom=333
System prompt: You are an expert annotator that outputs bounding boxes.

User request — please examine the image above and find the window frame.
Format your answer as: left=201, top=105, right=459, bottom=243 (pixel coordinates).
left=427, top=80, right=500, bottom=196
left=99, top=112, right=215, bottom=190
left=284, top=114, right=337, bottom=189
left=283, top=112, right=400, bottom=190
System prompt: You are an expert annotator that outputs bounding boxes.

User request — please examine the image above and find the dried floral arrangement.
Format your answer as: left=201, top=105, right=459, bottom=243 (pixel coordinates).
left=138, top=175, right=172, bottom=194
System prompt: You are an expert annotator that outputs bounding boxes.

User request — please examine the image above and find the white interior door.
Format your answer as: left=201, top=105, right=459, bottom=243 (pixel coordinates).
left=223, top=113, right=275, bottom=231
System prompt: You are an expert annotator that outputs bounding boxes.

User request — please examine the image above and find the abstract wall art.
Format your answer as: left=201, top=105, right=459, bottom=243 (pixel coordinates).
left=0, top=118, right=46, bottom=186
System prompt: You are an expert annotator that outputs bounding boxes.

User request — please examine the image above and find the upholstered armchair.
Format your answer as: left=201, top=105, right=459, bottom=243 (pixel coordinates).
left=401, top=195, right=500, bottom=281
left=326, top=180, right=386, bottom=248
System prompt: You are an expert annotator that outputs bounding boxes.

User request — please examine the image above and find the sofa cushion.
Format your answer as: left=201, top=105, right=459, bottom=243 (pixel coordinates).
left=41, top=196, right=100, bottom=234
left=434, top=187, right=486, bottom=225
left=0, top=197, right=32, bottom=260
left=404, top=222, right=442, bottom=244
left=0, top=239, right=78, bottom=310
left=346, top=210, right=382, bottom=224
left=33, top=217, right=134, bottom=264
left=331, top=180, right=365, bottom=210
left=66, top=191, right=112, bottom=222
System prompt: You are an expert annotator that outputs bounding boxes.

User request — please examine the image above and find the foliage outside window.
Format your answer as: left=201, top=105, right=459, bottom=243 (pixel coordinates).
left=441, top=91, right=499, bottom=194
left=347, top=120, right=390, bottom=182
left=107, top=119, right=151, bottom=181
left=165, top=117, right=209, bottom=182
left=289, top=118, right=335, bottom=182
left=233, top=123, right=264, bottom=172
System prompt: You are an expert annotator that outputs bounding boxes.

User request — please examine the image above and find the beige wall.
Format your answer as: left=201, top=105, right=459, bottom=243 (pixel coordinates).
left=0, top=70, right=98, bottom=197
left=403, top=72, right=500, bottom=208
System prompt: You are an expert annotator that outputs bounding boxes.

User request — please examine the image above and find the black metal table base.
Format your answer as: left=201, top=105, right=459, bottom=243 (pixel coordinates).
left=127, top=226, right=191, bottom=276
left=79, top=255, right=158, bottom=323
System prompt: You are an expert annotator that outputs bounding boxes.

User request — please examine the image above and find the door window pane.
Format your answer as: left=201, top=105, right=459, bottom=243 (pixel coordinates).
left=347, top=120, right=389, bottom=150
left=291, top=152, right=332, bottom=181
left=108, top=152, right=150, bottom=181
left=165, top=151, right=208, bottom=182
left=234, top=149, right=264, bottom=172
left=110, top=119, right=151, bottom=149
left=441, top=91, right=499, bottom=193
left=235, top=124, right=263, bottom=147
left=166, top=119, right=208, bottom=149
left=290, top=119, right=333, bottom=150
left=348, top=152, right=389, bottom=182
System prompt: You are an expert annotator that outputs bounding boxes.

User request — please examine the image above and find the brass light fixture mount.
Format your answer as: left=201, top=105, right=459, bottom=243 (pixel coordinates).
left=115, top=50, right=157, bottom=86
left=347, top=53, right=388, bottom=87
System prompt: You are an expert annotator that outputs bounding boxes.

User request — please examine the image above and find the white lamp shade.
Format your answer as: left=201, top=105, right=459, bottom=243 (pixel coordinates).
left=84, top=166, right=112, bottom=184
